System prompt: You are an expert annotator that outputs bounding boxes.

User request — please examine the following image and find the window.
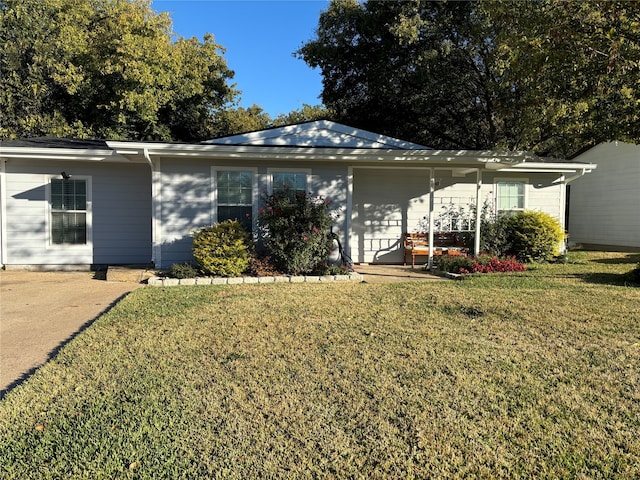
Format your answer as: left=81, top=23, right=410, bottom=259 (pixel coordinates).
left=272, top=172, right=307, bottom=196
left=216, top=170, right=254, bottom=231
left=50, top=178, right=87, bottom=244
left=496, top=180, right=525, bottom=212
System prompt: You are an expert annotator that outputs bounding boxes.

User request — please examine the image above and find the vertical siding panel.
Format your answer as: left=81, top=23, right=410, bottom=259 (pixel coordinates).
left=569, top=142, right=640, bottom=248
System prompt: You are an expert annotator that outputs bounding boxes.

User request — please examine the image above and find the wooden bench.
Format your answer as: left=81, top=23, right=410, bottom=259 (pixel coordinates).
left=403, top=232, right=467, bottom=268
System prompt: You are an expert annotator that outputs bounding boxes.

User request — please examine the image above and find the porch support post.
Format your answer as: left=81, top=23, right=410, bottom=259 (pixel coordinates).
left=428, top=168, right=435, bottom=270
left=474, top=168, right=482, bottom=256
left=0, top=158, right=6, bottom=267
left=345, top=166, right=353, bottom=262
left=143, top=149, right=161, bottom=269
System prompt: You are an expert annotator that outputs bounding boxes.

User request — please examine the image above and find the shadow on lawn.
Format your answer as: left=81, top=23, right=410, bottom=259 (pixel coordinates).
left=573, top=272, right=637, bottom=286
left=590, top=253, right=640, bottom=265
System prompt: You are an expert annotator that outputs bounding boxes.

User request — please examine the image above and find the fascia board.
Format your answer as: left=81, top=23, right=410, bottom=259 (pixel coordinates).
left=488, top=162, right=598, bottom=173
left=0, top=147, right=131, bottom=162
left=108, top=142, right=535, bottom=165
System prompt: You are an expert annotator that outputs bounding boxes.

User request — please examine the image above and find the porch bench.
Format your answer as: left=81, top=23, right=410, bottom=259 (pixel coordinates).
left=403, top=232, right=467, bottom=268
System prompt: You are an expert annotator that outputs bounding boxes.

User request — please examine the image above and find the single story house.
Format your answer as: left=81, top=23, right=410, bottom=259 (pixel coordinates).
left=0, top=121, right=596, bottom=270
left=568, top=141, right=640, bottom=250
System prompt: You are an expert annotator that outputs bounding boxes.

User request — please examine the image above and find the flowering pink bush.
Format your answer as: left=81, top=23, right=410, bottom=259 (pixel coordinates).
left=258, top=190, right=334, bottom=275
left=459, top=255, right=526, bottom=274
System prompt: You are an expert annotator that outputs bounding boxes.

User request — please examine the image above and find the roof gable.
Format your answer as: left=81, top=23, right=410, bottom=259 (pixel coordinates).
left=203, top=120, right=430, bottom=150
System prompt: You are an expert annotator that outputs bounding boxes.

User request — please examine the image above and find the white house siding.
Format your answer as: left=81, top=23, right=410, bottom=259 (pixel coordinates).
left=157, top=158, right=351, bottom=269
left=91, top=164, right=151, bottom=265
left=3, top=160, right=151, bottom=267
left=569, top=142, right=640, bottom=248
left=351, top=169, right=565, bottom=264
left=482, top=171, right=565, bottom=222
left=158, top=159, right=213, bottom=268
left=351, top=168, right=431, bottom=263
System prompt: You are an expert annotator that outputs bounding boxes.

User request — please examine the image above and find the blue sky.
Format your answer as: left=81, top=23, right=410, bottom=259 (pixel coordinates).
left=151, top=0, right=329, bottom=117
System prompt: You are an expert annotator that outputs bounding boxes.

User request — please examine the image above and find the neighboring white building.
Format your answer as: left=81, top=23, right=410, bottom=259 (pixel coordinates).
left=568, top=141, right=640, bottom=250
left=0, top=121, right=596, bottom=269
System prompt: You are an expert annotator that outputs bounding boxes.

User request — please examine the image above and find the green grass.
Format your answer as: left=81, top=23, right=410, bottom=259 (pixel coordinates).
left=1, top=251, right=639, bottom=478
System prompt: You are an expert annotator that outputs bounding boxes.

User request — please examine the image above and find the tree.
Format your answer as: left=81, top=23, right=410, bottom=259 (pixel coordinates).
left=0, top=0, right=237, bottom=141
left=211, top=104, right=273, bottom=137
left=297, top=0, right=500, bottom=150
left=209, top=103, right=333, bottom=139
left=273, top=104, right=333, bottom=126
left=484, top=0, right=640, bottom=156
left=298, top=0, right=640, bottom=157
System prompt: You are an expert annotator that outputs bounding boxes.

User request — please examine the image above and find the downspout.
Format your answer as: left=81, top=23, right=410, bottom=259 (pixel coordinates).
left=143, top=149, right=160, bottom=269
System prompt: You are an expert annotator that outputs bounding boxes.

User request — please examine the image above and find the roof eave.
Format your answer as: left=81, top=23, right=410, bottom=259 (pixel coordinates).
left=0, top=147, right=131, bottom=162
left=108, top=142, right=536, bottom=165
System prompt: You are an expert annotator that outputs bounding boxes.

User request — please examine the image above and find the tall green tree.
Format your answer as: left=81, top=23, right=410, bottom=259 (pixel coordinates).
left=298, top=0, right=499, bottom=150
left=0, top=0, right=237, bottom=141
left=298, top=0, right=640, bottom=156
left=210, top=103, right=333, bottom=138
left=273, top=104, right=333, bottom=127
left=211, top=104, right=273, bottom=137
left=484, top=0, right=640, bottom=156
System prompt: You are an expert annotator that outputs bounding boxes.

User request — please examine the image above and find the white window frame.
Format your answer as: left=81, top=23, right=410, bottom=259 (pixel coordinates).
left=495, top=178, right=528, bottom=213
left=45, top=175, right=93, bottom=249
left=211, top=167, right=258, bottom=232
left=267, top=168, right=311, bottom=195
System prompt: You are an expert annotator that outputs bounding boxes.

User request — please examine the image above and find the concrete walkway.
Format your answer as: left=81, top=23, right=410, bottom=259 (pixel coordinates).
left=0, top=270, right=142, bottom=397
left=353, top=264, right=445, bottom=283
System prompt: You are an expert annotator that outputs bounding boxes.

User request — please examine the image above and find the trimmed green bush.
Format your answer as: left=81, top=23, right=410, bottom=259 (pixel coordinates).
left=436, top=255, right=476, bottom=274
left=192, top=220, right=251, bottom=277
left=258, top=190, right=334, bottom=275
left=505, top=210, right=565, bottom=262
left=168, top=262, right=198, bottom=279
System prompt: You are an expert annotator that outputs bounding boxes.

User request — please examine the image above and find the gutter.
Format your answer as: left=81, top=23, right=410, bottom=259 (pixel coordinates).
left=562, top=167, right=590, bottom=184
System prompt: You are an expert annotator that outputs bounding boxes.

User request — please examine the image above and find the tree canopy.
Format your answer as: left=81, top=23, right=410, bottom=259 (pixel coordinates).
left=0, top=0, right=236, bottom=141
left=298, top=0, right=640, bottom=157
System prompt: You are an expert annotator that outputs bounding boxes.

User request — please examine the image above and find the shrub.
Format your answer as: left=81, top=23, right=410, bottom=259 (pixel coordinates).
left=436, top=255, right=476, bottom=274
left=437, top=254, right=526, bottom=274
left=464, top=255, right=527, bottom=274
left=480, top=214, right=512, bottom=257
left=504, top=210, right=565, bottom=262
left=258, top=190, right=334, bottom=275
left=168, top=262, right=198, bottom=279
left=192, top=220, right=251, bottom=277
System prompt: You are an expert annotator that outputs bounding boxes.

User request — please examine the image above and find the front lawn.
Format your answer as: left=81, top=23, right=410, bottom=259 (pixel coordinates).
left=1, top=251, right=639, bottom=478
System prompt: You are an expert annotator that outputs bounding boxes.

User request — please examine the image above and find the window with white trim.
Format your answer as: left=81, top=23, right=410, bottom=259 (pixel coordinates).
left=216, top=170, right=253, bottom=231
left=272, top=172, right=307, bottom=194
left=50, top=178, right=87, bottom=244
left=496, top=180, right=526, bottom=212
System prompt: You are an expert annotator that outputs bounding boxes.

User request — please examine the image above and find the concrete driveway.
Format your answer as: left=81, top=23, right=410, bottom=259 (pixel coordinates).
left=0, top=270, right=142, bottom=397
